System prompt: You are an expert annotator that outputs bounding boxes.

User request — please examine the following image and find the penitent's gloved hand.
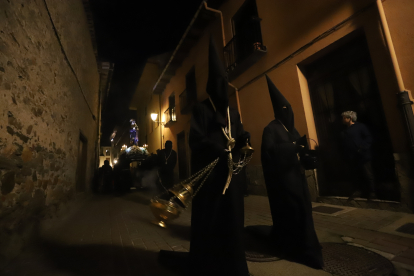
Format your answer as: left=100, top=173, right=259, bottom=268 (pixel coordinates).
left=295, top=135, right=307, bottom=153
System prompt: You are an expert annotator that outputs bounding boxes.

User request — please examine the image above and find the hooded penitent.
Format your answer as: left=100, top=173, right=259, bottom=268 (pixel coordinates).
left=207, top=37, right=229, bottom=126
left=244, top=75, right=323, bottom=269
left=184, top=38, right=251, bottom=276
left=266, top=74, right=295, bottom=132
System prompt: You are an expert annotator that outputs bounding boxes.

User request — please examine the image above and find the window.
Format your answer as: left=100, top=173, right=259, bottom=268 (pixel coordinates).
left=180, top=67, right=197, bottom=114
left=224, top=0, right=266, bottom=80
left=165, top=93, right=177, bottom=127
left=186, top=67, right=197, bottom=101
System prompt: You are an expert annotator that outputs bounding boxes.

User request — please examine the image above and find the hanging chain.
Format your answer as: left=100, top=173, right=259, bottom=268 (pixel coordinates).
left=189, top=158, right=219, bottom=202
left=208, top=97, right=253, bottom=194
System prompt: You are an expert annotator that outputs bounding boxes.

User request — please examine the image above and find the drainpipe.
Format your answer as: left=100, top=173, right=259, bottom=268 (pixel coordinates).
left=159, top=95, right=163, bottom=150
left=376, top=0, right=414, bottom=157
left=228, top=83, right=243, bottom=123
left=203, top=2, right=226, bottom=48
left=204, top=2, right=244, bottom=123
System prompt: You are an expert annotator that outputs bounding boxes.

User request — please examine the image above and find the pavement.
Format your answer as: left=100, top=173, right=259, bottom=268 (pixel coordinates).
left=1, top=185, right=414, bottom=276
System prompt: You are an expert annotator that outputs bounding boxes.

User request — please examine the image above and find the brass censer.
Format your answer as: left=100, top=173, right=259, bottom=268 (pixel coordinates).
left=149, top=141, right=254, bottom=228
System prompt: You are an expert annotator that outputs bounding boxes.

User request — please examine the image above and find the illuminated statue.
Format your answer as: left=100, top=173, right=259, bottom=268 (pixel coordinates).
left=130, top=119, right=139, bottom=146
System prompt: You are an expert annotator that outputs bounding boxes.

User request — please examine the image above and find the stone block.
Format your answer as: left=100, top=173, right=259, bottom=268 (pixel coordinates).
left=21, top=147, right=32, bottom=162
left=20, top=167, right=32, bottom=176
left=1, top=171, right=15, bottom=195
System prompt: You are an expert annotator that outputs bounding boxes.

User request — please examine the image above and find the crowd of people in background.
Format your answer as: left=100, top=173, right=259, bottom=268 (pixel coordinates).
left=93, top=141, right=177, bottom=194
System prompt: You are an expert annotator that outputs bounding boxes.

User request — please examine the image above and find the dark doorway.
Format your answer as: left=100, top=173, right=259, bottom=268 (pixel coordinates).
left=302, top=33, right=398, bottom=201
left=177, top=131, right=188, bottom=180
left=76, top=132, right=88, bottom=192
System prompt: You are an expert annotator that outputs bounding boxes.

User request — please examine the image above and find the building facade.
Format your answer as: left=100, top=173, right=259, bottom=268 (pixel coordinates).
left=132, top=0, right=414, bottom=212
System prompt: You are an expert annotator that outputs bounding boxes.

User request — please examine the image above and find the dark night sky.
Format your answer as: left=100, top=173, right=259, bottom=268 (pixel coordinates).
left=89, top=0, right=204, bottom=145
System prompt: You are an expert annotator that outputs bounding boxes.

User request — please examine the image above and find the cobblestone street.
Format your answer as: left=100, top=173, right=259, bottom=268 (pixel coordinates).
left=2, top=187, right=414, bottom=276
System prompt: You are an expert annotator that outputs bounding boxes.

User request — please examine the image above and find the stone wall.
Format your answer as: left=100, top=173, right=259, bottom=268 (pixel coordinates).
left=0, top=0, right=99, bottom=268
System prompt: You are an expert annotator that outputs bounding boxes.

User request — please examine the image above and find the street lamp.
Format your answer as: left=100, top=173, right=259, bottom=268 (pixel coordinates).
left=150, top=112, right=165, bottom=150
left=151, top=113, right=158, bottom=122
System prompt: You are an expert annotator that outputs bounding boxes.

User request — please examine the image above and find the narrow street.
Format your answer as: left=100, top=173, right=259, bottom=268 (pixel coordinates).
left=2, top=1, right=414, bottom=275
left=1, top=186, right=414, bottom=276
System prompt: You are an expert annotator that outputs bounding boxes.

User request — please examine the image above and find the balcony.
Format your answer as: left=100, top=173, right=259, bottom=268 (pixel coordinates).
left=179, top=89, right=196, bottom=115
left=224, top=19, right=267, bottom=81
left=164, top=106, right=177, bottom=127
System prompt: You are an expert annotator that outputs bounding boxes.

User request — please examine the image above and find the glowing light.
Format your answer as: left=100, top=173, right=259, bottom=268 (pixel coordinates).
left=121, top=144, right=127, bottom=151
left=114, top=159, right=118, bottom=164
left=151, top=113, right=158, bottom=121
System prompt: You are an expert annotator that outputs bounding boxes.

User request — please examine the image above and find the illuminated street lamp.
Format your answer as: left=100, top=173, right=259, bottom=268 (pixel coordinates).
left=150, top=112, right=165, bottom=149
left=151, top=113, right=158, bottom=121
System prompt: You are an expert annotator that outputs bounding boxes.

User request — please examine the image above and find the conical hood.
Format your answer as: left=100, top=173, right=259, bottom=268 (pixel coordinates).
left=207, top=37, right=228, bottom=126
left=265, top=75, right=295, bottom=132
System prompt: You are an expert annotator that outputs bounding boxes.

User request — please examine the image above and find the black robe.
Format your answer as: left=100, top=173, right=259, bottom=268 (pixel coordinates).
left=157, top=148, right=177, bottom=189
left=260, top=119, right=323, bottom=268
left=188, top=99, right=250, bottom=276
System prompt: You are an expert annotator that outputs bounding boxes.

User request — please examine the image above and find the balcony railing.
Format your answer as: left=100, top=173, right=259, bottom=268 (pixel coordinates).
left=179, top=89, right=196, bottom=115
left=164, top=106, right=176, bottom=127
left=224, top=18, right=267, bottom=80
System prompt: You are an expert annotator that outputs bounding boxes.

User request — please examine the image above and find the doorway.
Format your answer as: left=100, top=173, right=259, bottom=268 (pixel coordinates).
left=302, top=33, right=398, bottom=201
left=177, top=131, right=188, bottom=180
left=76, top=132, right=88, bottom=192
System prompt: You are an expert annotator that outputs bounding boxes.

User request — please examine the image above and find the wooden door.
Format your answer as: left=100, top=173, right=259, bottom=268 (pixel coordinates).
left=304, top=35, right=397, bottom=200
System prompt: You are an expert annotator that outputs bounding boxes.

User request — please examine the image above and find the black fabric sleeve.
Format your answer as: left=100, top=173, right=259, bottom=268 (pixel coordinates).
left=189, top=103, right=225, bottom=157
left=359, top=124, right=372, bottom=150
left=261, top=126, right=299, bottom=166
left=170, top=150, right=177, bottom=169
left=156, top=151, right=163, bottom=167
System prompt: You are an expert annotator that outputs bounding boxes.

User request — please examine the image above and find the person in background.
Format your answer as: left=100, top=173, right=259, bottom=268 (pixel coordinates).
left=99, top=160, right=113, bottom=193
left=341, top=111, right=377, bottom=201
left=157, top=141, right=177, bottom=190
